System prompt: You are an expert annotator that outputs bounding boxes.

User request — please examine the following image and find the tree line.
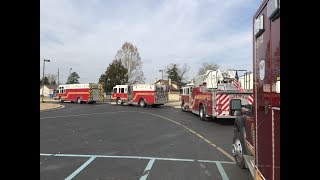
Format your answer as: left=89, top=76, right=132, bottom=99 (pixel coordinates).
left=98, top=41, right=221, bottom=93
left=40, top=72, right=81, bottom=86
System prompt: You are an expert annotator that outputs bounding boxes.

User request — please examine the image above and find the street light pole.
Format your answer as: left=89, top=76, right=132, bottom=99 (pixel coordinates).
left=42, top=59, right=50, bottom=103
left=159, top=70, right=163, bottom=80
left=57, top=68, right=60, bottom=85
left=68, top=68, right=72, bottom=84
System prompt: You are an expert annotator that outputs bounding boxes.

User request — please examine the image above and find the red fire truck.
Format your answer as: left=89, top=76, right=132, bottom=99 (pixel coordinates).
left=231, top=0, right=280, bottom=179
left=111, top=84, right=168, bottom=107
left=54, top=83, right=103, bottom=104
left=180, top=70, right=253, bottom=121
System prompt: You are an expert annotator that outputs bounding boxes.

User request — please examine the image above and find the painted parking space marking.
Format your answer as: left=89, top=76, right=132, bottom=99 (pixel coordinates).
left=65, top=156, right=96, bottom=180
left=216, top=161, right=230, bottom=180
left=40, top=153, right=233, bottom=180
left=40, top=153, right=235, bottom=164
left=139, top=158, right=155, bottom=180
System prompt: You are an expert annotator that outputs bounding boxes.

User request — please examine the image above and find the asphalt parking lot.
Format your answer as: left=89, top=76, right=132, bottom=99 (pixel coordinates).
left=40, top=102, right=251, bottom=179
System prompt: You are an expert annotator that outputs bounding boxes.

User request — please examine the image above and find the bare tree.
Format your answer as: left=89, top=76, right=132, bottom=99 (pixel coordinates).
left=114, top=42, right=145, bottom=84
left=46, top=73, right=57, bottom=85
left=197, top=63, right=220, bottom=75
left=178, top=63, right=190, bottom=83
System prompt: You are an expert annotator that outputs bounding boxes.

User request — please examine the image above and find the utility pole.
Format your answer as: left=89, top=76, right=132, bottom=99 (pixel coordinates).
left=162, top=70, right=163, bottom=80
left=42, top=59, right=50, bottom=103
left=128, top=60, right=130, bottom=84
left=159, top=69, right=164, bottom=80
left=248, top=71, right=251, bottom=89
left=67, top=67, right=72, bottom=84
left=57, top=68, right=60, bottom=85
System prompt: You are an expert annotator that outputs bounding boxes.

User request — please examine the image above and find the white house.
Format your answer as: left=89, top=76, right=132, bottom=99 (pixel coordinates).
left=155, top=79, right=180, bottom=101
left=40, top=85, right=58, bottom=97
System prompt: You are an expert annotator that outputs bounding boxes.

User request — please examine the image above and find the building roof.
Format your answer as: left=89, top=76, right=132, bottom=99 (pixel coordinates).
left=40, top=85, right=58, bottom=90
left=155, top=79, right=179, bottom=91
left=155, top=79, right=178, bottom=85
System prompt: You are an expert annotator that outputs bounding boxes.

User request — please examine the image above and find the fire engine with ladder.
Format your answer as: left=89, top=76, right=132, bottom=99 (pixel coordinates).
left=180, top=70, right=253, bottom=121
left=231, top=0, right=280, bottom=179
left=54, top=83, right=104, bottom=104
left=111, top=83, right=168, bottom=107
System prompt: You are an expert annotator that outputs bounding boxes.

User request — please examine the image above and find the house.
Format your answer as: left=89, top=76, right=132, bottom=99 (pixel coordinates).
left=155, top=79, right=180, bottom=102
left=40, top=85, right=58, bottom=97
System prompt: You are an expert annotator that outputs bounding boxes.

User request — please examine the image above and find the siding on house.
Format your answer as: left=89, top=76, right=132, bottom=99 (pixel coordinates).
left=155, top=79, right=180, bottom=102
left=40, top=85, right=58, bottom=96
left=168, top=91, right=180, bottom=101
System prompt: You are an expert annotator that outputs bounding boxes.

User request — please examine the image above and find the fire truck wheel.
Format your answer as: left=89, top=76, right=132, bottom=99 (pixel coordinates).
left=116, top=98, right=122, bottom=105
left=139, top=99, right=146, bottom=107
left=233, top=127, right=247, bottom=168
left=181, top=101, right=186, bottom=112
left=199, top=105, right=207, bottom=121
left=59, top=97, right=64, bottom=103
left=77, top=97, right=81, bottom=104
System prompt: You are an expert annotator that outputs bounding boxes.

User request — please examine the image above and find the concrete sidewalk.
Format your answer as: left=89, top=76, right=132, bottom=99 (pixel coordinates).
left=164, top=101, right=181, bottom=109
left=40, top=97, right=63, bottom=111
left=40, top=97, right=58, bottom=102
left=40, top=103, right=63, bottom=111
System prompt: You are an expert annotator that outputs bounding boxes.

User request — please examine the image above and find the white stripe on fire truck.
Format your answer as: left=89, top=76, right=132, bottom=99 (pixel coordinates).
left=133, top=92, right=154, bottom=101
left=219, top=94, right=229, bottom=103
left=217, top=95, right=229, bottom=115
left=59, top=92, right=89, bottom=99
left=220, top=96, right=229, bottom=108
left=216, top=95, right=223, bottom=105
left=221, top=101, right=230, bottom=111
left=248, top=95, right=253, bottom=104
left=220, top=97, right=229, bottom=106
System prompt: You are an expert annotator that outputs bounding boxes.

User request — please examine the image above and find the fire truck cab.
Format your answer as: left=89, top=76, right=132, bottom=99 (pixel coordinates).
left=231, top=0, right=280, bottom=179
left=111, top=84, right=167, bottom=107
left=180, top=84, right=193, bottom=112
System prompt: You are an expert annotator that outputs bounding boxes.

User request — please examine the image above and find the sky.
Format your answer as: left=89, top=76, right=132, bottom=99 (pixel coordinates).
left=40, top=0, right=262, bottom=84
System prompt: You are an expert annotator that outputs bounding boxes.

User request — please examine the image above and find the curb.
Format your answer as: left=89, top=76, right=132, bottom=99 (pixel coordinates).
left=96, top=101, right=114, bottom=104
left=40, top=104, right=65, bottom=112
left=171, top=106, right=181, bottom=109
left=164, top=105, right=181, bottom=109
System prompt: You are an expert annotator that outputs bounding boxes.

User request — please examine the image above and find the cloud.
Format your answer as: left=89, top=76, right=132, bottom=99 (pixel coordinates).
left=41, top=0, right=262, bottom=83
